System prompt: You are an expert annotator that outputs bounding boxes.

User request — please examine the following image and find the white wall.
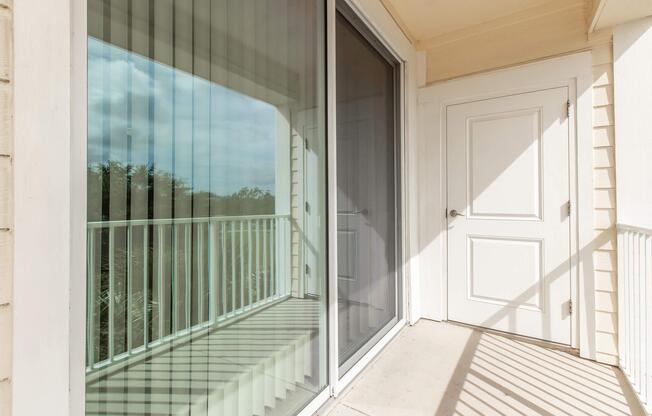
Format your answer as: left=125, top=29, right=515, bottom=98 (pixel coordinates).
left=613, top=16, right=652, bottom=230
left=0, top=1, right=13, bottom=414
left=13, top=0, right=86, bottom=415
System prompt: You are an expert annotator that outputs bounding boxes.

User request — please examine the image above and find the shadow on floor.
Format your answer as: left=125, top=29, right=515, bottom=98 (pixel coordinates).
left=322, top=320, right=645, bottom=416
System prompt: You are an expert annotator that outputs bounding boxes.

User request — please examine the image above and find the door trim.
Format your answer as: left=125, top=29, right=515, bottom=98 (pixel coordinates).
left=417, top=52, right=595, bottom=358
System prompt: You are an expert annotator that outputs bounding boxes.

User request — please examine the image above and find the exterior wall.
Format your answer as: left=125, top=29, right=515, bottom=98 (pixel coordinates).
left=0, top=0, right=11, bottom=414
left=419, top=33, right=620, bottom=364
left=591, top=42, right=619, bottom=365
left=613, top=17, right=652, bottom=230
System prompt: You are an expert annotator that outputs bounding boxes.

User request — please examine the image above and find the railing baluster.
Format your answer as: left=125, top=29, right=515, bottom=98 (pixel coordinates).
left=231, top=221, right=236, bottom=314
left=208, top=221, right=217, bottom=323
left=171, top=223, right=178, bottom=333
left=640, top=232, right=647, bottom=397
left=185, top=223, right=191, bottom=329
left=278, top=218, right=283, bottom=297
left=240, top=220, right=244, bottom=311
left=157, top=224, right=165, bottom=341
left=631, top=232, right=636, bottom=378
left=271, top=218, right=276, bottom=297
left=108, top=226, right=115, bottom=360
left=248, top=220, right=252, bottom=308
left=221, top=221, right=227, bottom=317
left=256, top=219, right=261, bottom=303
left=643, top=234, right=652, bottom=407
left=87, top=229, right=95, bottom=366
left=277, top=218, right=281, bottom=296
left=127, top=224, right=133, bottom=353
left=197, top=223, right=204, bottom=325
left=635, top=232, right=641, bottom=389
left=286, top=218, right=291, bottom=296
left=143, top=225, right=148, bottom=348
left=263, top=219, right=268, bottom=300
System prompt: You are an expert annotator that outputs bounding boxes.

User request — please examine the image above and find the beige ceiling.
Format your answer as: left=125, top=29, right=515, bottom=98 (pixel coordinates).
left=382, top=0, right=587, bottom=44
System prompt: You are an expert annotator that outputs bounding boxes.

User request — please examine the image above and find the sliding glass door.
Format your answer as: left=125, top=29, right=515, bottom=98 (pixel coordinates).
left=85, top=1, right=327, bottom=415
left=335, top=7, right=401, bottom=374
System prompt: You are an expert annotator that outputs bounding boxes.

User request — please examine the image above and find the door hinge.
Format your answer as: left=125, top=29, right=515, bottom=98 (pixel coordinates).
left=568, top=299, right=573, bottom=315
left=305, top=264, right=310, bottom=275
left=566, top=99, right=571, bottom=117
left=305, top=201, right=310, bottom=213
left=567, top=201, right=571, bottom=216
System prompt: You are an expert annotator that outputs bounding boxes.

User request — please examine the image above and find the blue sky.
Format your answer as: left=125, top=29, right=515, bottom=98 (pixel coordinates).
left=87, top=37, right=277, bottom=195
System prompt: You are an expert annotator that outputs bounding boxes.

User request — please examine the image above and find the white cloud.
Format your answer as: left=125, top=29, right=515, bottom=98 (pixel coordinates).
left=88, top=37, right=277, bottom=195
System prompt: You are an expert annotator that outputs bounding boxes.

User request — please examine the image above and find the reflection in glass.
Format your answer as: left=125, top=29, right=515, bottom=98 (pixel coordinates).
left=336, top=10, right=400, bottom=374
left=85, top=1, right=327, bottom=415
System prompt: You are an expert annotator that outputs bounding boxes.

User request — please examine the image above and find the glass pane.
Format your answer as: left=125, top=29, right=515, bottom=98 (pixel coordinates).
left=85, top=1, right=327, bottom=415
left=336, top=10, right=399, bottom=373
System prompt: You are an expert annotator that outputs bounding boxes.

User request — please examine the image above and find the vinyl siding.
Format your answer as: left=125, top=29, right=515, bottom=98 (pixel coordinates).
left=0, top=0, right=11, bottom=413
left=290, top=131, right=302, bottom=297
left=592, top=42, right=619, bottom=365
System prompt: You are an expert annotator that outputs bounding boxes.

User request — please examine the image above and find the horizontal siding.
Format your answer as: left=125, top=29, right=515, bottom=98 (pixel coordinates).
left=290, top=132, right=302, bottom=297
left=592, top=42, right=618, bottom=366
left=0, top=0, right=11, bottom=414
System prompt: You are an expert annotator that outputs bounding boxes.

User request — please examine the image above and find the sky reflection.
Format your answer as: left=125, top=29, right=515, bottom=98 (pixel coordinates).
left=87, top=37, right=277, bottom=195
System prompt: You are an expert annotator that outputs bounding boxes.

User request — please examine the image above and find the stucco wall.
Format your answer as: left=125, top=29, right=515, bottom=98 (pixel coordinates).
left=0, top=0, right=12, bottom=414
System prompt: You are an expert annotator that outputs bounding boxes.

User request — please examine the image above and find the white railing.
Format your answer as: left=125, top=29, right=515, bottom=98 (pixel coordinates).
left=86, top=214, right=291, bottom=372
left=618, top=224, right=652, bottom=413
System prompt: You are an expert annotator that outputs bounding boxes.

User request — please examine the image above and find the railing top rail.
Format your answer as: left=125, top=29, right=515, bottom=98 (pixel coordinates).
left=616, top=223, right=652, bottom=235
left=88, top=213, right=290, bottom=229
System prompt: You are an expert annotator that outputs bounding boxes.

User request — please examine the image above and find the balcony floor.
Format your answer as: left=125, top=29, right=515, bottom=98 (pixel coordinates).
left=86, top=297, right=322, bottom=416
left=322, top=320, right=645, bottom=416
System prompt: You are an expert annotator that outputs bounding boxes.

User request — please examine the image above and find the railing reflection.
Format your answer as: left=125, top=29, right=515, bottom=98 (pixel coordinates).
left=86, top=214, right=291, bottom=372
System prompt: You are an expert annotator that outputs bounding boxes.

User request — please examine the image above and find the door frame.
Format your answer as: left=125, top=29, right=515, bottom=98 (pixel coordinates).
left=418, top=52, right=595, bottom=357
left=327, top=0, right=413, bottom=397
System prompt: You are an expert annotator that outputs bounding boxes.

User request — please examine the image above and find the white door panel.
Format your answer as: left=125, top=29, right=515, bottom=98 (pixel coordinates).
left=447, top=87, right=572, bottom=345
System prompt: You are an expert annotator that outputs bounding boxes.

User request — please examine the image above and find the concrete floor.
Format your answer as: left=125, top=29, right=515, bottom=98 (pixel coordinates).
left=319, top=320, right=645, bottom=416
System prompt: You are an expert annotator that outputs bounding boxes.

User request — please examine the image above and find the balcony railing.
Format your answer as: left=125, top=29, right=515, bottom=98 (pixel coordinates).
left=618, top=223, right=652, bottom=412
left=86, top=214, right=292, bottom=372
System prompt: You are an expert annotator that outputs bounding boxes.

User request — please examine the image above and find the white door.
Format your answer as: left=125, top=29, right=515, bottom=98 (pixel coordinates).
left=447, top=87, right=572, bottom=345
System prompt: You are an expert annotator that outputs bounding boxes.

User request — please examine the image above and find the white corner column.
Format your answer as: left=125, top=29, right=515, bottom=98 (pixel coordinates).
left=13, top=1, right=86, bottom=415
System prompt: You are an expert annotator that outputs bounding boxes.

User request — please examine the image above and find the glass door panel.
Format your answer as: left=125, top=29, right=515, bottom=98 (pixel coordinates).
left=85, top=1, right=327, bottom=415
left=335, top=8, right=400, bottom=374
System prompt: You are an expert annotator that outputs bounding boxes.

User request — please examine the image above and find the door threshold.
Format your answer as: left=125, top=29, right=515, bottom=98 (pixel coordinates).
left=446, top=320, right=578, bottom=356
